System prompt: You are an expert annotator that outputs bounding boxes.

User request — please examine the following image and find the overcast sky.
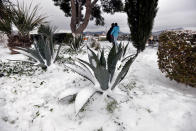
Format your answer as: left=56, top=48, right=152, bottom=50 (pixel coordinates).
left=12, top=0, right=196, bottom=32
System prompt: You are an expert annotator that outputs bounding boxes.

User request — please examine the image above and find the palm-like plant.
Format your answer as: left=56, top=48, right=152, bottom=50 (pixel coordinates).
left=0, top=1, right=46, bottom=50
left=59, top=43, right=138, bottom=114
left=11, top=1, right=46, bottom=36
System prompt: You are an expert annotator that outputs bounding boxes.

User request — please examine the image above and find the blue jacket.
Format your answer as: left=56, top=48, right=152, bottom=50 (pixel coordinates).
left=110, top=26, right=120, bottom=37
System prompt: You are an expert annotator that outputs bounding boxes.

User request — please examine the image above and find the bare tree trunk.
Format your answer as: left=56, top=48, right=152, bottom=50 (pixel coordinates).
left=70, top=0, right=98, bottom=35
left=70, top=0, right=77, bottom=33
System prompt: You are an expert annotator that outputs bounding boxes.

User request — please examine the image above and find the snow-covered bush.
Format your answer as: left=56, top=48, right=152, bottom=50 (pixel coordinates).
left=158, top=31, right=196, bottom=87
left=59, top=43, right=138, bottom=114
left=0, top=60, right=40, bottom=76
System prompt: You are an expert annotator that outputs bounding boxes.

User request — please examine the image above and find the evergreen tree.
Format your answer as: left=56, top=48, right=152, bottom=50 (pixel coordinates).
left=125, top=0, right=159, bottom=52
left=52, top=0, right=123, bottom=34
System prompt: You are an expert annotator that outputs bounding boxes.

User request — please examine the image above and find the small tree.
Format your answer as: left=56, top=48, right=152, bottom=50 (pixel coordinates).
left=0, top=1, right=46, bottom=51
left=125, top=0, right=158, bottom=52
left=52, top=0, right=123, bottom=35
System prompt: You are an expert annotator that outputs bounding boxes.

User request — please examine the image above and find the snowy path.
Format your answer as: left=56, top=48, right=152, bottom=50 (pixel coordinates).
left=0, top=44, right=196, bottom=131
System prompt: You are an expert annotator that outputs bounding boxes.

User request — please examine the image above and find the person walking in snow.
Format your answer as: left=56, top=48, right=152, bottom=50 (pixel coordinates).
left=110, top=23, right=120, bottom=45
left=106, top=23, right=115, bottom=43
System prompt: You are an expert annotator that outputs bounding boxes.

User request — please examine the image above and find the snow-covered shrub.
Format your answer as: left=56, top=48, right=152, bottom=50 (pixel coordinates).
left=59, top=43, right=138, bottom=114
left=158, top=31, right=196, bottom=87
left=13, top=35, right=62, bottom=69
left=0, top=60, right=40, bottom=76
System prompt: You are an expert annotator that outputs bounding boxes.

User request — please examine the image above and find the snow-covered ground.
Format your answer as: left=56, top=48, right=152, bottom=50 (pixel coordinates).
left=0, top=42, right=196, bottom=131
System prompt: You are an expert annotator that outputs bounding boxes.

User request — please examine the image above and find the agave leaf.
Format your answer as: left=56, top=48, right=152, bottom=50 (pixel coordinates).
left=38, top=36, right=47, bottom=59
left=75, top=87, right=96, bottom=115
left=107, top=45, right=116, bottom=75
left=111, top=55, right=137, bottom=90
left=49, top=34, right=54, bottom=57
left=76, top=59, right=94, bottom=77
left=77, top=58, right=95, bottom=71
left=44, top=40, right=52, bottom=66
left=107, top=45, right=123, bottom=81
left=66, top=63, right=95, bottom=84
left=99, top=49, right=106, bottom=68
left=123, top=43, right=129, bottom=57
left=87, top=46, right=99, bottom=67
left=94, top=65, right=110, bottom=90
left=58, top=88, right=80, bottom=100
left=53, top=43, right=62, bottom=63
left=13, top=47, right=45, bottom=65
left=33, top=41, right=47, bottom=65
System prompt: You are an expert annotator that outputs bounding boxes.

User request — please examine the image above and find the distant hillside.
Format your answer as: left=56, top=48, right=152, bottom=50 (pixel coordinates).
left=152, top=27, right=184, bottom=36
left=83, top=31, right=129, bottom=35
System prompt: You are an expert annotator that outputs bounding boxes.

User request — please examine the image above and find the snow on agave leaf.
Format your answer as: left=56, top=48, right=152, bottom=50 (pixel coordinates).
left=58, top=88, right=81, bottom=100
left=66, top=62, right=96, bottom=85
left=12, top=35, right=62, bottom=69
left=75, top=87, right=96, bottom=114
left=13, top=47, right=46, bottom=65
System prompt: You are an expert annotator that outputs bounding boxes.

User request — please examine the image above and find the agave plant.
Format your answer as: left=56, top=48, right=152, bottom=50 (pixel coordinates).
left=68, top=34, right=84, bottom=52
left=38, top=24, right=56, bottom=38
left=59, top=43, right=138, bottom=114
left=13, top=26, right=61, bottom=69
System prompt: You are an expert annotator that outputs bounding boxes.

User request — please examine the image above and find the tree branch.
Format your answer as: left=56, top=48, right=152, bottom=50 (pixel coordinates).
left=91, top=0, right=98, bottom=6
left=75, top=0, right=91, bottom=34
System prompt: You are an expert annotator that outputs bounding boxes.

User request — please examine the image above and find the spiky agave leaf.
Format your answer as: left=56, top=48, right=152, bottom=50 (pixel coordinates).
left=65, top=62, right=96, bottom=85
left=107, top=44, right=124, bottom=81
left=13, top=46, right=46, bottom=66
left=111, top=53, right=138, bottom=90
left=94, top=65, right=110, bottom=90
left=99, top=49, right=106, bottom=68
left=58, top=87, right=81, bottom=100
left=75, top=87, right=96, bottom=115
left=87, top=46, right=99, bottom=67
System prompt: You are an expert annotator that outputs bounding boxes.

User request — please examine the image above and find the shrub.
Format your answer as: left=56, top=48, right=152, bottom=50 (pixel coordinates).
left=157, top=31, right=196, bottom=87
left=59, top=43, right=138, bottom=114
left=0, top=60, right=40, bottom=76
